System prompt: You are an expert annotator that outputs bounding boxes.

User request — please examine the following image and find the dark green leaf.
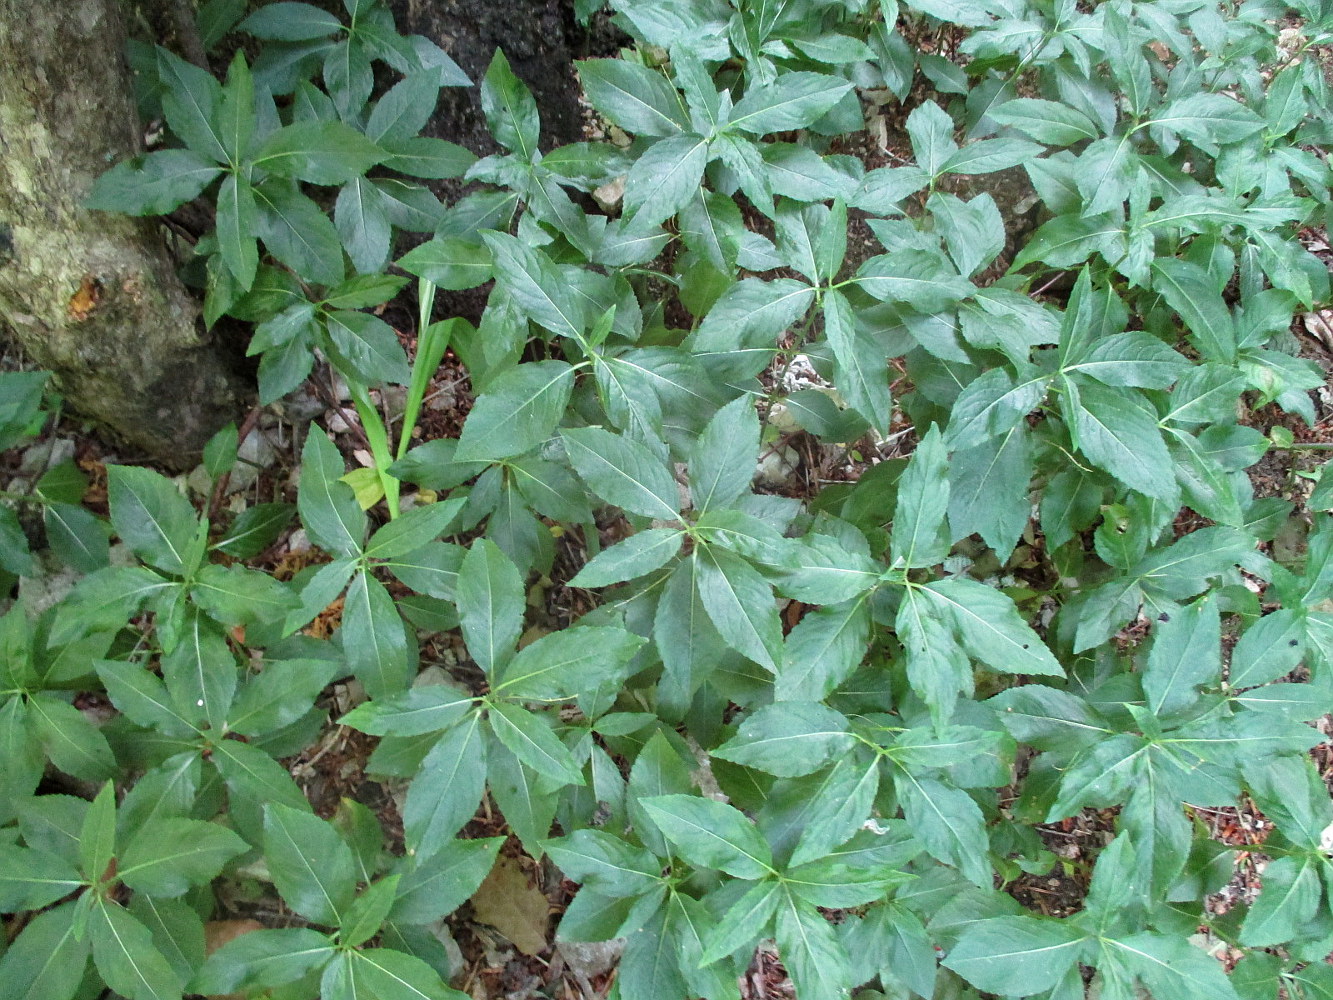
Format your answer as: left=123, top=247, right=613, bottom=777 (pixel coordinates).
left=456, top=361, right=575, bottom=463
left=641, top=794, right=773, bottom=879
left=107, top=465, right=199, bottom=576
left=577, top=59, right=686, bottom=136
left=298, top=424, right=365, bottom=557
left=90, top=900, right=183, bottom=1000
left=456, top=539, right=524, bottom=679
left=713, top=702, right=853, bottom=777
left=493, top=626, right=645, bottom=702
left=87, top=151, right=222, bottom=215
left=561, top=427, right=679, bottom=521
left=264, top=802, right=359, bottom=925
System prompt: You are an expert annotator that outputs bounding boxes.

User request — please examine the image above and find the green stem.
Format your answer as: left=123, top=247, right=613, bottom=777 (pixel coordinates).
left=396, top=280, right=453, bottom=461
left=348, top=382, right=400, bottom=520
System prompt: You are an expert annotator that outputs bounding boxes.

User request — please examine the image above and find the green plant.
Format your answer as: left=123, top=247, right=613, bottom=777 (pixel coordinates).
left=5, top=0, right=1333, bottom=998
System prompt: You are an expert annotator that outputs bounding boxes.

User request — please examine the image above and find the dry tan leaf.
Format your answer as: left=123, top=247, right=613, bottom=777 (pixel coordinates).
left=470, top=855, right=549, bottom=956
left=1303, top=310, right=1333, bottom=348
left=204, top=919, right=264, bottom=955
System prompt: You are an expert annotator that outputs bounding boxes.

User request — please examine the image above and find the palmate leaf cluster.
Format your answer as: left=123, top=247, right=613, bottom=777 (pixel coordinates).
left=2, top=0, right=1333, bottom=997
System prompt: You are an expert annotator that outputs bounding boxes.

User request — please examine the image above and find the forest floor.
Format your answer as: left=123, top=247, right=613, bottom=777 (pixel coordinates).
left=5, top=30, right=1333, bottom=996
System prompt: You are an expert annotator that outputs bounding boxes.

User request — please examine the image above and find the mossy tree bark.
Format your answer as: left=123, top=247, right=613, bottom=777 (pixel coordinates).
left=0, top=0, right=248, bottom=467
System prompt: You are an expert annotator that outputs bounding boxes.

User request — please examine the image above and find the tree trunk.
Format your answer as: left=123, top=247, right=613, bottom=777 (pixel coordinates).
left=0, top=0, right=248, bottom=467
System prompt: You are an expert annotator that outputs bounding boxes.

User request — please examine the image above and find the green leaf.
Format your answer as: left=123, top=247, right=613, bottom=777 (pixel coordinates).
left=328, top=948, right=466, bottom=1000
left=455, top=361, right=575, bottom=462
left=366, top=71, right=442, bottom=144
left=1149, top=93, right=1265, bottom=145
left=157, top=47, right=227, bottom=162
left=697, top=544, right=783, bottom=671
left=690, top=397, right=758, bottom=513
left=457, top=539, right=524, bottom=679
left=905, top=100, right=958, bottom=175
left=90, top=900, right=183, bottom=1000
left=118, top=818, right=247, bottom=897
left=889, top=425, right=949, bottom=569
left=1240, top=856, right=1322, bottom=946
left=561, top=427, right=679, bottom=521
left=107, top=465, right=198, bottom=576
left=855, top=250, right=972, bottom=313
left=264, top=803, right=359, bottom=925
left=79, top=781, right=117, bottom=887
left=1151, top=258, right=1236, bottom=363
left=942, top=137, right=1043, bottom=175
left=364, top=502, right=461, bottom=560
left=44, top=502, right=109, bottom=573
left=923, top=578, right=1064, bottom=677
left=727, top=72, right=853, bottom=134
left=929, top=192, right=1004, bottom=279
left=948, top=425, right=1032, bottom=561
left=487, top=701, right=584, bottom=784
left=402, top=713, right=487, bottom=860
left=493, top=626, right=645, bottom=701
left=213, top=503, right=295, bottom=559
left=340, top=684, right=475, bottom=738
left=0, top=845, right=83, bottom=911
left=713, top=702, right=853, bottom=777
left=989, top=98, right=1100, bottom=145
left=389, top=836, right=503, bottom=924
left=325, top=309, right=411, bottom=386
left=577, top=59, right=686, bottom=136
left=622, top=134, right=709, bottom=229
left=1103, top=931, right=1242, bottom=1000
left=339, top=876, right=401, bottom=949
left=778, top=598, right=870, bottom=703
left=787, top=754, right=883, bottom=869
left=943, top=916, right=1087, bottom=996
left=894, top=773, right=989, bottom=886
left=217, top=174, right=260, bottom=288
left=0, top=904, right=90, bottom=1000
left=212, top=737, right=311, bottom=814
left=482, top=233, right=586, bottom=340
left=192, top=563, right=298, bottom=628
left=28, top=694, right=116, bottom=782
left=88, top=150, right=223, bottom=216
left=641, top=794, right=773, bottom=879
left=157, top=608, right=234, bottom=730
left=486, top=736, right=560, bottom=856
left=544, top=829, right=662, bottom=899
left=254, top=180, right=345, bottom=287
left=569, top=529, right=683, bottom=588
left=774, top=893, right=851, bottom=1000
left=343, top=570, right=413, bottom=698
left=481, top=49, right=540, bottom=160
left=241, top=1, right=342, bottom=39
left=1143, top=595, right=1219, bottom=716
left=299, top=425, right=366, bottom=556
left=397, top=236, right=493, bottom=290
left=691, top=277, right=816, bottom=354
left=229, top=657, right=342, bottom=737
left=335, top=177, right=391, bottom=274
left=1067, top=379, right=1178, bottom=503
left=945, top=365, right=1050, bottom=450
left=191, top=928, right=334, bottom=995
left=897, top=587, right=970, bottom=724
left=1229, top=609, right=1304, bottom=688
left=823, top=288, right=891, bottom=434
left=252, top=120, right=382, bottom=186
left=655, top=556, right=729, bottom=714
